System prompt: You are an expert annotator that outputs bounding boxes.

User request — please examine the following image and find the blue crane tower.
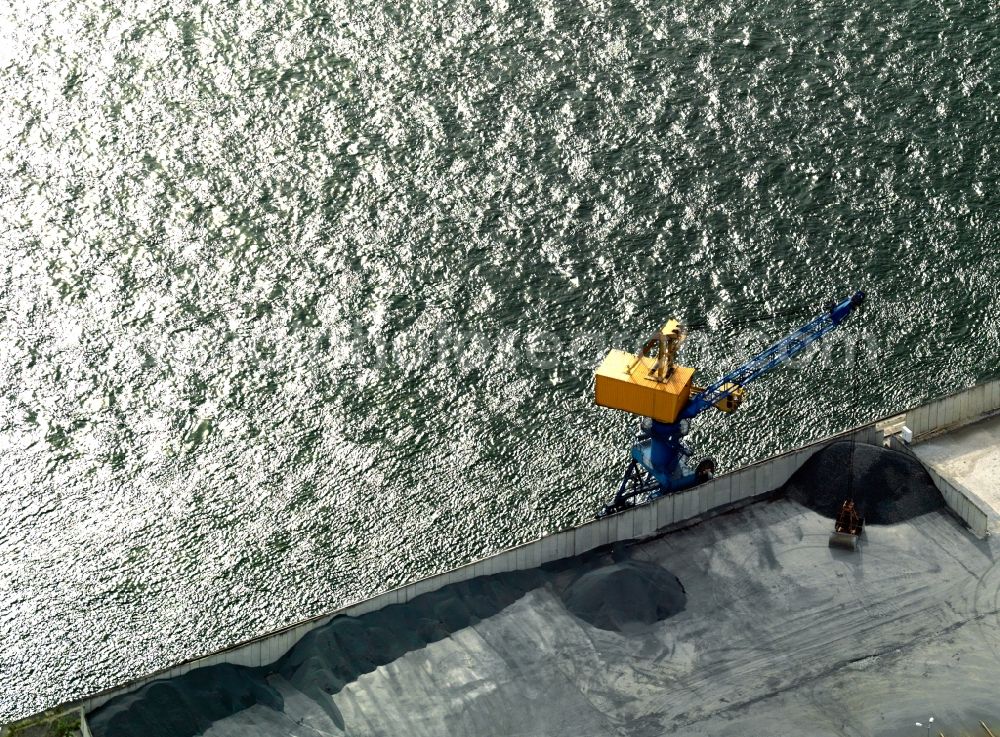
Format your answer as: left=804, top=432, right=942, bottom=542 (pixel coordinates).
left=594, top=291, right=866, bottom=518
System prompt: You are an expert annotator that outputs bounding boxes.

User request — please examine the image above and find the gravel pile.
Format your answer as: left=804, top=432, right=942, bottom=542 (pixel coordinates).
left=783, top=441, right=944, bottom=524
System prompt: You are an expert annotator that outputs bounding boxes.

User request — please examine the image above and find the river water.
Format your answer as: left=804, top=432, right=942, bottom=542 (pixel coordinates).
left=1, top=0, right=998, bottom=720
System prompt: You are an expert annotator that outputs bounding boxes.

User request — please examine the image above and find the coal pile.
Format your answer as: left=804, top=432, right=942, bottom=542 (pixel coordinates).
left=87, top=664, right=283, bottom=737
left=783, top=441, right=944, bottom=524
left=560, top=560, right=686, bottom=632
left=89, top=568, right=547, bottom=737
left=273, top=568, right=546, bottom=728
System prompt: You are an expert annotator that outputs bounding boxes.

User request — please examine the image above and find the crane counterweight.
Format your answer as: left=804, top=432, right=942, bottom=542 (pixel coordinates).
left=595, top=350, right=695, bottom=424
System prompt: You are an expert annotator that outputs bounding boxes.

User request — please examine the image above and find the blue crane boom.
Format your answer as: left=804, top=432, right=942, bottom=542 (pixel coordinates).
left=597, top=291, right=866, bottom=518
left=680, top=292, right=866, bottom=419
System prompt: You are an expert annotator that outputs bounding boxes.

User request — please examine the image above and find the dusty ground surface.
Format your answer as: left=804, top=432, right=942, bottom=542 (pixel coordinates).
left=913, top=414, right=1000, bottom=528
left=90, top=495, right=1000, bottom=737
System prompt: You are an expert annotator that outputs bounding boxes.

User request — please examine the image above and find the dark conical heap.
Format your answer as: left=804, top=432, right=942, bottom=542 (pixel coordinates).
left=559, top=559, right=686, bottom=632
left=782, top=441, right=944, bottom=524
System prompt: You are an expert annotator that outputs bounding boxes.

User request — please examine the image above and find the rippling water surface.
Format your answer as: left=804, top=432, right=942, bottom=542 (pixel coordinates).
left=1, top=0, right=998, bottom=719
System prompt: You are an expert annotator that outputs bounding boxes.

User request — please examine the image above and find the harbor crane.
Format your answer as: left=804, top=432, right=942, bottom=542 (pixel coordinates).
left=595, top=291, right=866, bottom=518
